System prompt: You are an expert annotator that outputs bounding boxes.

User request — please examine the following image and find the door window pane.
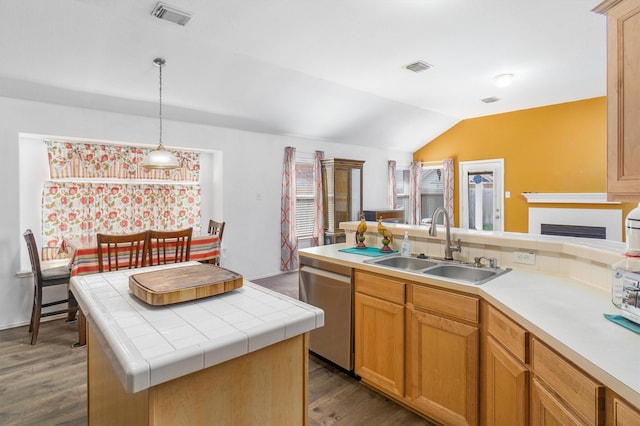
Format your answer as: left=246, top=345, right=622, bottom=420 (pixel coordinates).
left=467, top=172, right=494, bottom=231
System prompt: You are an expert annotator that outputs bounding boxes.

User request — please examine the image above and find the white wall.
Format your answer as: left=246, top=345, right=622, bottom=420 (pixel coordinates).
left=0, top=95, right=412, bottom=329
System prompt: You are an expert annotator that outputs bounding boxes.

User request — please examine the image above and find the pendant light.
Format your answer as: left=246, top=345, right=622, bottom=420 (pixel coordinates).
left=143, top=57, right=180, bottom=169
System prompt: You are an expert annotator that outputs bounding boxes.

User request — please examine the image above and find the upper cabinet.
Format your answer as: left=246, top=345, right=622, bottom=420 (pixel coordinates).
left=321, top=158, right=365, bottom=244
left=595, top=0, right=640, bottom=201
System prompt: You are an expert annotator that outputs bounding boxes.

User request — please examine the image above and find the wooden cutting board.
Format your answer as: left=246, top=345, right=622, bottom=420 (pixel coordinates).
left=129, top=263, right=243, bottom=306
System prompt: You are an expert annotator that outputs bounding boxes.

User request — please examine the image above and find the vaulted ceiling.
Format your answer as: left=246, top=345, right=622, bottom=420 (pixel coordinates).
left=0, top=0, right=606, bottom=152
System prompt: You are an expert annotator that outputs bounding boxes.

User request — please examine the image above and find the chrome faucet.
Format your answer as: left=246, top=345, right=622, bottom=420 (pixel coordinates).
left=428, top=207, right=461, bottom=261
left=473, top=256, right=498, bottom=268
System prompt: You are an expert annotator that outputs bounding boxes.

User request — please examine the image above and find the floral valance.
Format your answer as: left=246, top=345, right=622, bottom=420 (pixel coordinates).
left=46, top=140, right=200, bottom=181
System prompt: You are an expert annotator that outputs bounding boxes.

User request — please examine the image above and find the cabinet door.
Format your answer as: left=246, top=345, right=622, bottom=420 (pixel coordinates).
left=531, top=378, right=588, bottom=426
left=485, top=336, right=528, bottom=426
left=597, top=0, right=640, bottom=200
left=408, top=307, right=479, bottom=426
left=612, top=396, right=640, bottom=425
left=354, top=292, right=405, bottom=398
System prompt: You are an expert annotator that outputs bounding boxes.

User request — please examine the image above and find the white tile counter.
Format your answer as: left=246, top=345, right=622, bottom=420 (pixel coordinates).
left=299, top=241, right=640, bottom=408
left=70, top=261, right=324, bottom=393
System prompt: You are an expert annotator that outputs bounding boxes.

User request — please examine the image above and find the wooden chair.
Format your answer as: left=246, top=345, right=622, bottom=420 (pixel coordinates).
left=147, top=228, right=192, bottom=266
left=23, top=229, right=78, bottom=345
left=96, top=231, right=148, bottom=272
left=76, top=231, right=148, bottom=347
left=207, top=220, right=225, bottom=266
left=208, top=220, right=225, bottom=242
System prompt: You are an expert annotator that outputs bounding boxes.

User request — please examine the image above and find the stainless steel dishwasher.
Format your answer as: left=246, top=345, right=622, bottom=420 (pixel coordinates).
left=299, top=257, right=354, bottom=372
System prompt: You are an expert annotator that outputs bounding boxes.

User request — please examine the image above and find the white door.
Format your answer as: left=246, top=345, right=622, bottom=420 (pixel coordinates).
left=459, top=159, right=504, bottom=232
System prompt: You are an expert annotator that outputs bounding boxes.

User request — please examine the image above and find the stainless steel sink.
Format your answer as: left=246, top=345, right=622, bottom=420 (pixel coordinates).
left=423, top=264, right=510, bottom=285
left=369, top=256, right=438, bottom=270
left=365, top=254, right=510, bottom=285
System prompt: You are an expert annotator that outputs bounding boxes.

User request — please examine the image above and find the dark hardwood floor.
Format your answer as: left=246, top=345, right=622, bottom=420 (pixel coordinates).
left=0, top=320, right=86, bottom=425
left=0, top=288, right=434, bottom=425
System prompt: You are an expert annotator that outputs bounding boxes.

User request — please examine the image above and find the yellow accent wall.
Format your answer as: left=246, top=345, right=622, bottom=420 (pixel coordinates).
left=413, top=97, right=636, bottom=238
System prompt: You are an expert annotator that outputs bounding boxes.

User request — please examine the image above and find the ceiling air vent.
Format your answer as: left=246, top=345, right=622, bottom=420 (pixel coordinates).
left=151, top=2, right=192, bottom=26
left=405, top=61, right=432, bottom=73
left=481, top=97, right=501, bottom=104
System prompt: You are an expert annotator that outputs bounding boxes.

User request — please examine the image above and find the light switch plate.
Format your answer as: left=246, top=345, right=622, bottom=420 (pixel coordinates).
left=513, top=251, right=536, bottom=265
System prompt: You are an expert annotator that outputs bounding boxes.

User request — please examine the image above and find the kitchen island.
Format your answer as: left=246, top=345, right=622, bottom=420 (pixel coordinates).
left=300, top=222, right=640, bottom=425
left=70, top=261, right=324, bottom=425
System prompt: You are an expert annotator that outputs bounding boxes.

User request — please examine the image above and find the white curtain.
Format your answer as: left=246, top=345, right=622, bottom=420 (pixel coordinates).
left=280, top=147, right=298, bottom=271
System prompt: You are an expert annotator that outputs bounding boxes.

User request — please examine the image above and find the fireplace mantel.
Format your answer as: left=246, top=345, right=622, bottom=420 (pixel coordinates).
left=521, top=192, right=620, bottom=204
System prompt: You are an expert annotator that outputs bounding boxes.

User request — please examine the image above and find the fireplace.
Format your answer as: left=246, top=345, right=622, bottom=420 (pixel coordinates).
left=540, top=223, right=607, bottom=239
left=528, top=207, right=622, bottom=241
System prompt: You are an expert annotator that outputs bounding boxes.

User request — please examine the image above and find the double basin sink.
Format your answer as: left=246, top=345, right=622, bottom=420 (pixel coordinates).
left=365, top=254, right=511, bottom=285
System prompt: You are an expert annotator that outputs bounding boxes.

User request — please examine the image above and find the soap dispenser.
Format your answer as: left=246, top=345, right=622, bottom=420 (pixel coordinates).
left=401, top=231, right=411, bottom=257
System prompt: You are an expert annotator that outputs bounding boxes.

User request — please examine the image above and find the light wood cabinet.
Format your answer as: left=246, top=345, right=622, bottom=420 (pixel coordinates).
left=354, top=271, right=405, bottom=398
left=531, top=378, right=589, bottom=426
left=87, top=325, right=308, bottom=425
left=485, top=305, right=529, bottom=426
left=351, top=265, right=640, bottom=425
left=408, top=284, right=480, bottom=426
left=486, top=337, right=529, bottom=425
left=594, top=0, right=640, bottom=201
left=530, top=338, right=604, bottom=425
left=609, top=394, right=640, bottom=425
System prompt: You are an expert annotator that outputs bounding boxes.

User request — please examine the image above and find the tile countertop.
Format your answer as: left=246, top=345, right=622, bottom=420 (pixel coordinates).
left=299, top=243, right=640, bottom=408
left=69, top=261, right=324, bottom=393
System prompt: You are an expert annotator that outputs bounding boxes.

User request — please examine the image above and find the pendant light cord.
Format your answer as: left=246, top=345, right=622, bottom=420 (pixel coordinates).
left=158, top=60, right=163, bottom=148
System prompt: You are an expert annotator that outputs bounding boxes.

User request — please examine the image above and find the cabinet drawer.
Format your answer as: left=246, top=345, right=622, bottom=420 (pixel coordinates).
left=531, top=338, right=604, bottom=425
left=411, top=284, right=478, bottom=323
left=355, top=271, right=405, bottom=304
left=487, top=305, right=528, bottom=363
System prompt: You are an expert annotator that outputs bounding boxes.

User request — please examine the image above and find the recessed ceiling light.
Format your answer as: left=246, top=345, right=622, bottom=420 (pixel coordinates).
left=493, top=73, right=513, bottom=88
left=481, top=97, right=501, bottom=104
left=405, top=61, right=433, bottom=73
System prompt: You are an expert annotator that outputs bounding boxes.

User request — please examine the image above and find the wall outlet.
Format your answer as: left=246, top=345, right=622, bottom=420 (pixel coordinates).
left=513, top=251, right=536, bottom=265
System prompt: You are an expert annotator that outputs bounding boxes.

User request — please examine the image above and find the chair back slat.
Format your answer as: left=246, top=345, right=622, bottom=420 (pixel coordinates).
left=97, top=231, right=148, bottom=272
left=147, top=228, right=192, bottom=266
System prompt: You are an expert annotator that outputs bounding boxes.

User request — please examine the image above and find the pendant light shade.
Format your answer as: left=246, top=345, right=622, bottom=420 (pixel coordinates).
left=143, top=57, right=180, bottom=170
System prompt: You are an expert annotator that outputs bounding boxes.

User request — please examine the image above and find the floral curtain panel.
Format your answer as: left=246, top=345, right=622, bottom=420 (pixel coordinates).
left=41, top=182, right=201, bottom=258
left=311, top=150, right=325, bottom=247
left=280, top=146, right=298, bottom=271
left=408, top=161, right=422, bottom=225
left=47, top=140, right=200, bottom=181
left=41, top=140, right=202, bottom=259
left=443, top=158, right=454, bottom=224
left=387, top=160, right=397, bottom=209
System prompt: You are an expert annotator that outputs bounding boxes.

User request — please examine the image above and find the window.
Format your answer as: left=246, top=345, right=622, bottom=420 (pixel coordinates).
left=395, top=167, right=410, bottom=220
left=296, top=156, right=315, bottom=238
left=420, top=166, right=445, bottom=221
left=395, top=164, right=444, bottom=224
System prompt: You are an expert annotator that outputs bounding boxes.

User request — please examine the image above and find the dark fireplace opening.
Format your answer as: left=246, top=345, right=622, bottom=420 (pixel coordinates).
left=540, top=223, right=606, bottom=239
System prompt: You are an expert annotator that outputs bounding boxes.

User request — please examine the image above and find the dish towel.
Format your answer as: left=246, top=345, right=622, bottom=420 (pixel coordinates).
left=603, top=313, right=640, bottom=335
left=339, top=247, right=398, bottom=257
